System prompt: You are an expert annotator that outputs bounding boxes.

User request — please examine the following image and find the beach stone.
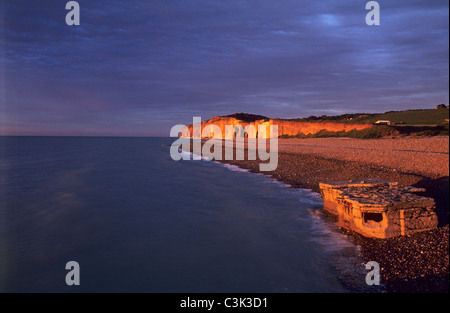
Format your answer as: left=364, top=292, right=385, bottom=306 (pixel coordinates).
left=319, top=178, right=438, bottom=239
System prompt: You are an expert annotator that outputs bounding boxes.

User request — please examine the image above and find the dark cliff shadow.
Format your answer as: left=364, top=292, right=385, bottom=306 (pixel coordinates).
left=412, top=176, right=449, bottom=227
left=393, top=125, right=449, bottom=136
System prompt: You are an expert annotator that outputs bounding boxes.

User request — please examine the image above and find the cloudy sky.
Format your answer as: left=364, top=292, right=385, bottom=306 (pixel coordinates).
left=0, top=0, right=448, bottom=136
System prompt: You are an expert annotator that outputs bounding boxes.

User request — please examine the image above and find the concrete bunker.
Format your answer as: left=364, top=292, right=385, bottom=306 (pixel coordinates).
left=319, top=178, right=438, bottom=239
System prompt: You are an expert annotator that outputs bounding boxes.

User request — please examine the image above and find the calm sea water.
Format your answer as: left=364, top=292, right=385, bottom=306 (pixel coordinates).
left=0, top=137, right=358, bottom=292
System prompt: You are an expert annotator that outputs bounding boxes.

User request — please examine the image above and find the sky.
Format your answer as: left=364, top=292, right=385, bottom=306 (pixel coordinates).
left=0, top=0, right=448, bottom=136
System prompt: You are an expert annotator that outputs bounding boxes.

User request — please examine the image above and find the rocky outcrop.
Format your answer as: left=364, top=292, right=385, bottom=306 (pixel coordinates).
left=180, top=116, right=372, bottom=139
left=319, top=178, right=438, bottom=239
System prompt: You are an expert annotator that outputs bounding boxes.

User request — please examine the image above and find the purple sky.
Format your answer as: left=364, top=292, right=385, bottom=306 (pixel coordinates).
left=1, top=0, right=448, bottom=136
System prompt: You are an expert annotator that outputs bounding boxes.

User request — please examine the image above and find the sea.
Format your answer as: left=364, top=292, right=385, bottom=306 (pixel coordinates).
left=0, top=136, right=363, bottom=293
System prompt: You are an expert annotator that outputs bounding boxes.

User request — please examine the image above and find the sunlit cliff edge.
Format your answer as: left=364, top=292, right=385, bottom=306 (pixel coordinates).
left=179, top=115, right=372, bottom=139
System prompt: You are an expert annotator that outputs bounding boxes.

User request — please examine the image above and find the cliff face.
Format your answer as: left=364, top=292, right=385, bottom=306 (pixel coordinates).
left=180, top=116, right=372, bottom=138
left=274, top=119, right=372, bottom=136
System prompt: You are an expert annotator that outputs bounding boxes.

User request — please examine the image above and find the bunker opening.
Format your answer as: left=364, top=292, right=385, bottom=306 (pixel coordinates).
left=363, top=212, right=383, bottom=223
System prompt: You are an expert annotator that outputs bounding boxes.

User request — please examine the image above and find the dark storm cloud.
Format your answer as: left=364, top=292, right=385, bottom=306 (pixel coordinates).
left=0, top=0, right=448, bottom=135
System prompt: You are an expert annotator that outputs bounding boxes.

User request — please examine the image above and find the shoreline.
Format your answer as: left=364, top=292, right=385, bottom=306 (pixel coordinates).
left=208, top=136, right=449, bottom=293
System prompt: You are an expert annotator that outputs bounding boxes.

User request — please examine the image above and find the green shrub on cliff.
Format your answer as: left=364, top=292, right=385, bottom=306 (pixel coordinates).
left=224, top=113, right=269, bottom=123
left=346, top=125, right=398, bottom=139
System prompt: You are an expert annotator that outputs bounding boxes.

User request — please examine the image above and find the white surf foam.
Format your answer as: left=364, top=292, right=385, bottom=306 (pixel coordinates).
left=219, top=163, right=250, bottom=173
left=179, top=150, right=211, bottom=161
left=304, top=208, right=357, bottom=253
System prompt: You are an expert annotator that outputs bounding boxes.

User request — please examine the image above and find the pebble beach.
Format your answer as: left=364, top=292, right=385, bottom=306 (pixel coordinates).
left=215, top=136, right=449, bottom=293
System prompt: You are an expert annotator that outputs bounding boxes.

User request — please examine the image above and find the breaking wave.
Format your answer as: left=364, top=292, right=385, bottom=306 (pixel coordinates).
left=305, top=208, right=356, bottom=253
left=218, top=163, right=251, bottom=173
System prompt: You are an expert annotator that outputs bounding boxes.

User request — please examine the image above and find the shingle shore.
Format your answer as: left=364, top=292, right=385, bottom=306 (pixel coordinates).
left=213, top=137, right=449, bottom=292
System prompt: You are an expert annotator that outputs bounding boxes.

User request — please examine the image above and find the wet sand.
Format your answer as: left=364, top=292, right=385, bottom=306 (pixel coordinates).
left=213, top=136, right=449, bottom=292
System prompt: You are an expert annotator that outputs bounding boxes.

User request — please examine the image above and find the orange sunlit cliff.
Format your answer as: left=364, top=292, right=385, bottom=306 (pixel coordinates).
left=179, top=115, right=372, bottom=139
